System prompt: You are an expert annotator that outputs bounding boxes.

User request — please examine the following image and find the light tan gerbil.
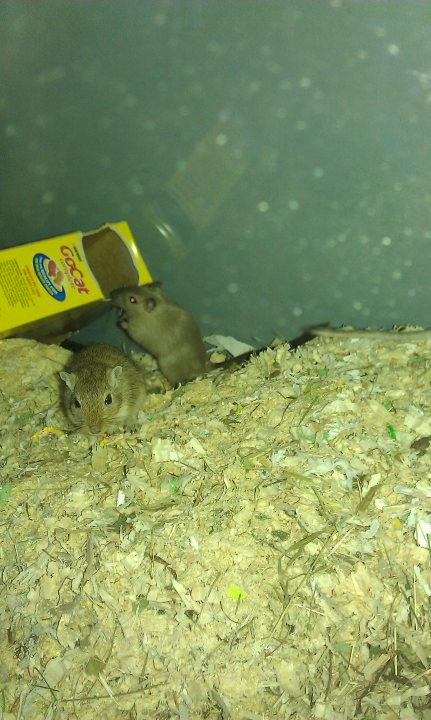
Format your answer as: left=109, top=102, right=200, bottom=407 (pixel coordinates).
left=310, top=325, right=431, bottom=341
left=59, top=344, right=146, bottom=435
left=111, top=283, right=207, bottom=386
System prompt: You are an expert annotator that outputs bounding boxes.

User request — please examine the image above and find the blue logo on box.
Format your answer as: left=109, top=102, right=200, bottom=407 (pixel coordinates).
left=33, top=253, right=66, bottom=301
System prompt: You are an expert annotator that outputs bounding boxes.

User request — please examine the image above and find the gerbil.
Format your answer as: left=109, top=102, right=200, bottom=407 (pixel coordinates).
left=111, top=283, right=207, bottom=386
left=59, top=344, right=146, bottom=435
left=310, top=325, right=431, bottom=341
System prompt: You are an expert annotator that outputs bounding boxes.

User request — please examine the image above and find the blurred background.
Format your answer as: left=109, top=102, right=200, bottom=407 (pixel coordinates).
left=1, top=0, right=431, bottom=350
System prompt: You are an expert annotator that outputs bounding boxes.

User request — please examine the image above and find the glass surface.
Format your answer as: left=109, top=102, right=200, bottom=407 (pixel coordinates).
left=1, top=0, right=430, bottom=348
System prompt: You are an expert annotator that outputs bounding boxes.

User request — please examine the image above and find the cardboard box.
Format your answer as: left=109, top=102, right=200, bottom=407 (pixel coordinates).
left=0, top=221, right=152, bottom=342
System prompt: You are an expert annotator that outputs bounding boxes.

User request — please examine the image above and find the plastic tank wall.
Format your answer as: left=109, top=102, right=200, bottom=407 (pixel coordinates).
left=1, top=0, right=431, bottom=349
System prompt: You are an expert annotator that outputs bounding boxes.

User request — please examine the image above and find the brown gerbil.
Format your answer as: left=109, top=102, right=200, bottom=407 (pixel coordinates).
left=111, top=283, right=207, bottom=386
left=59, top=344, right=146, bottom=435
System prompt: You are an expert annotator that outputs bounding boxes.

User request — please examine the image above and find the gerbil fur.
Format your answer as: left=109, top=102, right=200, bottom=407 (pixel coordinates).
left=111, top=283, right=207, bottom=386
left=59, top=344, right=146, bottom=435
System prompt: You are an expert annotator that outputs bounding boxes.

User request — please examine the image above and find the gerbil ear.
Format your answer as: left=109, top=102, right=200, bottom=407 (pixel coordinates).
left=59, top=370, right=76, bottom=392
left=107, top=365, right=123, bottom=389
left=145, top=298, right=157, bottom=312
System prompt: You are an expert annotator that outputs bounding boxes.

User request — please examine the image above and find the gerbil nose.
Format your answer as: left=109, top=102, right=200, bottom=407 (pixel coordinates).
left=89, top=423, right=102, bottom=434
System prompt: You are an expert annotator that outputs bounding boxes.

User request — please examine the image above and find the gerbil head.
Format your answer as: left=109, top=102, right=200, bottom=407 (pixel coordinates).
left=59, top=364, right=125, bottom=435
left=111, top=282, right=164, bottom=316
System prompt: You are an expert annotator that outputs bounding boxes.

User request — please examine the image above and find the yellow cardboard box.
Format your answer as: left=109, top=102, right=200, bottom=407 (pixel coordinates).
left=0, top=221, right=152, bottom=341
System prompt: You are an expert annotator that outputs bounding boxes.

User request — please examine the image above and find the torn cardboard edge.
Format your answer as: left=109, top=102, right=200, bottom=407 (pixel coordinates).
left=0, top=221, right=152, bottom=343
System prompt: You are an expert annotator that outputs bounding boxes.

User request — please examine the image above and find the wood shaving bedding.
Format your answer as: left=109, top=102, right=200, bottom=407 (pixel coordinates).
left=0, top=335, right=430, bottom=719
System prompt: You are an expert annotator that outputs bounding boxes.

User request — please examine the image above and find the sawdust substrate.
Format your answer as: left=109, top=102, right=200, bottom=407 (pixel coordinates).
left=1, top=335, right=431, bottom=720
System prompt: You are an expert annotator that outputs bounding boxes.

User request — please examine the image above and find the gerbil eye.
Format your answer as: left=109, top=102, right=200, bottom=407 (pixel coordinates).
left=73, top=398, right=81, bottom=409
left=129, top=296, right=137, bottom=304
left=104, top=393, right=113, bottom=405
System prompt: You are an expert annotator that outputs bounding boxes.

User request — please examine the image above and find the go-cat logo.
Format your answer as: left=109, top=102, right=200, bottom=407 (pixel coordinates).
left=33, top=253, right=66, bottom=301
